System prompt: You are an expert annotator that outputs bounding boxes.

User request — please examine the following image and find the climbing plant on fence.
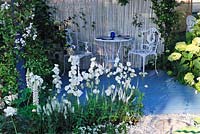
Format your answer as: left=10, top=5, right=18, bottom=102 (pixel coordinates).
left=0, top=0, right=56, bottom=95
left=151, top=0, right=180, bottom=51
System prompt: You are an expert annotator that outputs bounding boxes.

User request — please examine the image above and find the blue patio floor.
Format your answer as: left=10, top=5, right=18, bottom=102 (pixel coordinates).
left=61, top=70, right=200, bottom=115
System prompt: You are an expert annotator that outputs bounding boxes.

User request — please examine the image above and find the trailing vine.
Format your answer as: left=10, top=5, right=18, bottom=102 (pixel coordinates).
left=0, top=0, right=58, bottom=95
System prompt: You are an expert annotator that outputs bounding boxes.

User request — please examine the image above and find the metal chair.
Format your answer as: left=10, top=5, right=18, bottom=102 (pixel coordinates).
left=62, top=28, right=92, bottom=75
left=128, top=27, right=161, bottom=76
left=186, top=15, right=196, bottom=32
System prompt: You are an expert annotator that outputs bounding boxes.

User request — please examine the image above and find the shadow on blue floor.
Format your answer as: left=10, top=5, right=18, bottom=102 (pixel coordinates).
left=61, top=70, right=200, bottom=115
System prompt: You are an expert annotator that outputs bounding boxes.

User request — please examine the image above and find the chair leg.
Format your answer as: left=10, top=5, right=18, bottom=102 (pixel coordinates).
left=128, top=53, right=130, bottom=62
left=154, top=54, right=158, bottom=74
left=142, top=56, right=146, bottom=77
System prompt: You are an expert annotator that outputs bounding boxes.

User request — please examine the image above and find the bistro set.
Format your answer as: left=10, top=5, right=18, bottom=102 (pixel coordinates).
left=63, top=27, right=162, bottom=76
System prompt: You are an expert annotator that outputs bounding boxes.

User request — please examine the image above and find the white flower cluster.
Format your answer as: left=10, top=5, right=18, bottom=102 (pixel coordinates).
left=37, top=97, right=74, bottom=119
left=3, top=106, right=17, bottom=117
left=64, top=56, right=138, bottom=105
left=26, top=69, right=43, bottom=106
left=3, top=93, right=18, bottom=106
left=65, top=56, right=84, bottom=105
left=14, top=23, right=37, bottom=49
left=52, top=64, right=62, bottom=94
left=105, top=57, right=137, bottom=103
left=1, top=2, right=10, bottom=11
left=78, top=122, right=127, bottom=134
left=0, top=91, right=18, bottom=112
left=65, top=56, right=105, bottom=104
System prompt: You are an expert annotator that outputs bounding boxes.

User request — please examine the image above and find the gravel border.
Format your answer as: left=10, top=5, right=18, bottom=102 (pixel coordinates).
left=128, top=114, right=200, bottom=134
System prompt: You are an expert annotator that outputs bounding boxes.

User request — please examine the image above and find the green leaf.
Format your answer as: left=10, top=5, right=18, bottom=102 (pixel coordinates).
left=193, top=59, right=200, bottom=70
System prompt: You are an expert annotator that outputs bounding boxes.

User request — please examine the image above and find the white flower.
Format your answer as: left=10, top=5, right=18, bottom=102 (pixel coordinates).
left=82, top=72, right=89, bottom=80
left=130, top=72, right=136, bottom=78
left=32, top=109, right=36, bottom=113
left=144, top=84, right=148, bottom=88
left=64, top=85, right=70, bottom=91
left=111, top=84, right=115, bottom=89
left=4, top=107, right=17, bottom=117
left=90, top=57, right=96, bottom=62
left=73, top=90, right=83, bottom=97
left=105, top=87, right=112, bottom=96
left=126, top=62, right=131, bottom=67
left=33, top=34, right=37, bottom=40
left=52, top=64, right=60, bottom=75
left=115, top=57, right=120, bottom=63
left=1, top=2, right=10, bottom=10
left=14, top=2, right=19, bottom=7
left=93, top=89, right=100, bottom=94
left=4, top=94, right=18, bottom=106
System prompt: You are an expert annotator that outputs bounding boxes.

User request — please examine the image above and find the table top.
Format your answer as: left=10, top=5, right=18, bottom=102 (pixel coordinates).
left=95, top=35, right=133, bottom=43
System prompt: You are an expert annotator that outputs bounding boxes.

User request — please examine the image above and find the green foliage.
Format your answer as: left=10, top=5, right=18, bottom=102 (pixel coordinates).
left=0, top=0, right=62, bottom=94
left=33, top=0, right=66, bottom=58
left=118, top=0, right=129, bottom=6
left=174, top=126, right=200, bottom=134
left=151, top=0, right=182, bottom=69
left=186, top=17, right=200, bottom=44
left=151, top=0, right=179, bottom=48
left=168, top=14, right=200, bottom=91
left=168, top=37, right=200, bottom=90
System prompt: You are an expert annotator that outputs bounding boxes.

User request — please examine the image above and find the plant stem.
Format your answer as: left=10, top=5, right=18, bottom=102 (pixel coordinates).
left=11, top=116, right=18, bottom=134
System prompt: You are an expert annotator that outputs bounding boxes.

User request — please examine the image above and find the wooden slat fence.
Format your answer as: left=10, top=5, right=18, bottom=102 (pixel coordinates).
left=49, top=0, right=165, bottom=68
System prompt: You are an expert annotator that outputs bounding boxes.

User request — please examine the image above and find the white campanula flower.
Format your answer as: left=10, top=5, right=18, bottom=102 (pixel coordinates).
left=73, top=90, right=83, bottom=97
left=90, top=57, right=96, bottom=62
left=1, top=2, right=10, bottom=10
left=64, top=85, right=70, bottom=91
left=93, top=89, right=100, bottom=94
left=52, top=64, right=60, bottom=75
left=4, top=106, right=17, bottom=117
left=105, top=87, right=112, bottom=96
left=69, top=56, right=80, bottom=66
left=82, top=72, right=89, bottom=80
left=22, top=33, right=28, bottom=38
left=90, top=61, right=96, bottom=68
left=130, top=72, right=136, bottom=78
left=111, top=84, right=115, bottom=89
left=126, top=62, right=131, bottom=67
left=115, top=76, right=121, bottom=84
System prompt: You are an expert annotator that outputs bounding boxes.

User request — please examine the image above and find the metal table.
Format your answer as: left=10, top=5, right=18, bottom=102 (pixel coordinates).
left=95, top=36, right=133, bottom=66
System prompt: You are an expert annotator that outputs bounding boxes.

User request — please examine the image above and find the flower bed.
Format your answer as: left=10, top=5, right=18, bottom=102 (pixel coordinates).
left=0, top=56, right=143, bottom=133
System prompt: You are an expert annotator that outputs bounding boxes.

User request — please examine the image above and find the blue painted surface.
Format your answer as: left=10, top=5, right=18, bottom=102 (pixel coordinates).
left=61, top=70, right=200, bottom=115
left=16, top=56, right=26, bottom=90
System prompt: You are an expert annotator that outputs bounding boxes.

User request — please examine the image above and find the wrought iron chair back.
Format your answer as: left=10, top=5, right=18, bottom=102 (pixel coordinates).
left=186, top=15, right=196, bottom=32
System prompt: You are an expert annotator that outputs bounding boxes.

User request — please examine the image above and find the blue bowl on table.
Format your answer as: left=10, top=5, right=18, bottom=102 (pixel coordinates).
left=110, top=31, right=115, bottom=40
